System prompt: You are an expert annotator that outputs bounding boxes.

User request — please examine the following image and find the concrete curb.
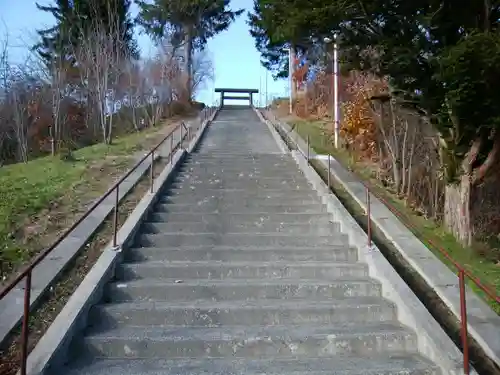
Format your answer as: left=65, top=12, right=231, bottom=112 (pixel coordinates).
left=252, top=107, right=288, bottom=154
left=268, top=117, right=469, bottom=375
left=23, top=114, right=212, bottom=375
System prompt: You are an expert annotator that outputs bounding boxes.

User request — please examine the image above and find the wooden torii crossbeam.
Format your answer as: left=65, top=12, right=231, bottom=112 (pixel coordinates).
left=215, top=88, right=259, bottom=107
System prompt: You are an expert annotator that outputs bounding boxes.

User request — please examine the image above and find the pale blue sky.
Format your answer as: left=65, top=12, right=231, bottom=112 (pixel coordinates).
left=0, top=0, right=287, bottom=106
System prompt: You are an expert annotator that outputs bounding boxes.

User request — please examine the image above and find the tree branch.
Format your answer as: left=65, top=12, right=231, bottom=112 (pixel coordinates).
left=472, top=129, right=500, bottom=185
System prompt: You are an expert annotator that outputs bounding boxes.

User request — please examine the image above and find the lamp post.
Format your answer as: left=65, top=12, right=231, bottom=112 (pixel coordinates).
left=283, top=47, right=293, bottom=114
left=259, top=67, right=262, bottom=107
left=265, top=68, right=268, bottom=109
left=324, top=35, right=339, bottom=148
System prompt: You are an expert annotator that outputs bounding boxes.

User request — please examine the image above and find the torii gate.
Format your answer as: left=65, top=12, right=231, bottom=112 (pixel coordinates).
left=215, top=88, right=259, bottom=107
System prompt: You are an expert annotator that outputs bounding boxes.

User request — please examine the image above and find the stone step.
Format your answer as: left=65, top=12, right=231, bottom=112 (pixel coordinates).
left=136, top=233, right=349, bottom=248
left=193, top=147, right=286, bottom=152
left=209, top=119, right=262, bottom=124
left=115, top=260, right=368, bottom=281
left=124, top=246, right=357, bottom=263
left=183, top=163, right=299, bottom=172
left=195, top=149, right=284, bottom=155
left=89, top=298, right=396, bottom=327
left=80, top=323, right=416, bottom=359
left=105, top=278, right=382, bottom=302
left=154, top=202, right=327, bottom=214
left=140, top=221, right=340, bottom=235
left=187, top=154, right=292, bottom=162
left=187, top=154, right=292, bottom=159
left=161, top=189, right=320, bottom=200
left=165, top=185, right=311, bottom=193
left=174, top=177, right=312, bottom=188
left=175, top=172, right=308, bottom=181
left=183, top=158, right=299, bottom=165
left=189, top=153, right=289, bottom=158
left=176, top=170, right=306, bottom=179
left=178, top=166, right=303, bottom=177
left=62, top=354, right=441, bottom=375
left=170, top=180, right=311, bottom=190
left=158, top=195, right=321, bottom=206
left=149, top=212, right=332, bottom=224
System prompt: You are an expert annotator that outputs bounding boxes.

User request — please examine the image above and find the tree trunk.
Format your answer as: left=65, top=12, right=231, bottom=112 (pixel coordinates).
left=185, top=27, right=194, bottom=102
left=444, top=174, right=472, bottom=246
left=392, top=158, right=402, bottom=193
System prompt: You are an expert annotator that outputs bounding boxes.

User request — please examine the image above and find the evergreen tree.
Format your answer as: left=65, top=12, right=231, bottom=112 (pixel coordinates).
left=136, top=0, right=243, bottom=99
left=247, top=0, right=340, bottom=79
left=247, top=0, right=500, bottom=244
left=35, top=0, right=139, bottom=67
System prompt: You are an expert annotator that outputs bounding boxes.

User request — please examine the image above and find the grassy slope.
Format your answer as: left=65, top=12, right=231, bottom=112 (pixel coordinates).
left=289, top=117, right=500, bottom=313
left=0, top=120, right=182, bottom=278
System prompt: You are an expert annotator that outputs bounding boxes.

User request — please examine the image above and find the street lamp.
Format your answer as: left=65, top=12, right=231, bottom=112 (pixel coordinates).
left=324, top=35, right=340, bottom=148
left=283, top=47, right=293, bottom=114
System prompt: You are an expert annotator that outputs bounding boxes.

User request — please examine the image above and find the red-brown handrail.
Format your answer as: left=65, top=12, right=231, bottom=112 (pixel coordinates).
left=355, top=174, right=500, bottom=375
left=0, top=116, right=197, bottom=375
left=278, top=114, right=499, bottom=375
left=322, top=148, right=500, bottom=375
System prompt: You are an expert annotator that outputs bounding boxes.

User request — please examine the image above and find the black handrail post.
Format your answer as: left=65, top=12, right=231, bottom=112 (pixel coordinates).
left=169, top=133, right=174, bottom=164
left=20, top=272, right=32, bottom=375
left=112, top=185, right=119, bottom=249
left=150, top=150, right=154, bottom=193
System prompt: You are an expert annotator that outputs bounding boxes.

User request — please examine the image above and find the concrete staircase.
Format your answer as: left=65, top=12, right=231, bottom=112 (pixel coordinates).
left=60, top=106, right=441, bottom=374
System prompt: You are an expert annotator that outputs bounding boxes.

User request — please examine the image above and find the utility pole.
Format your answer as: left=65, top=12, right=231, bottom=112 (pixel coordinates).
left=265, top=68, right=268, bottom=108
left=259, top=65, right=262, bottom=107
left=284, top=47, right=293, bottom=114
left=324, top=35, right=339, bottom=148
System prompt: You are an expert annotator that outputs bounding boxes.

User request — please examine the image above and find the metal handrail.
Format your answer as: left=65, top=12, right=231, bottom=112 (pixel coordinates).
left=352, top=174, right=500, bottom=375
left=0, top=118, right=194, bottom=375
left=264, top=110, right=500, bottom=375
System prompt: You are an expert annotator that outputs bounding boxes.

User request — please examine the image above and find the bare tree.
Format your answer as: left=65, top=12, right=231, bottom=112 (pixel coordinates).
left=122, top=60, right=145, bottom=131
left=2, top=58, right=47, bottom=163
left=76, top=5, right=128, bottom=144
left=39, top=50, right=73, bottom=155
left=141, top=58, right=166, bottom=126
left=9, top=79, right=30, bottom=162
left=0, top=27, right=11, bottom=164
left=154, top=35, right=184, bottom=114
left=0, top=5, right=207, bottom=166
left=191, top=49, right=214, bottom=97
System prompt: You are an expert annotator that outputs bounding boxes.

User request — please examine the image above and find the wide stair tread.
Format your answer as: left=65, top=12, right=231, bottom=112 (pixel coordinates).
left=158, top=194, right=321, bottom=203
left=124, top=246, right=358, bottom=262
left=148, top=212, right=333, bottom=224
left=63, top=353, right=440, bottom=375
left=90, top=297, right=397, bottom=326
left=105, top=277, right=382, bottom=302
left=140, top=221, right=341, bottom=235
left=79, top=322, right=417, bottom=358
left=136, top=233, right=349, bottom=248
left=153, top=202, right=328, bottom=214
left=115, top=260, right=368, bottom=280
left=162, top=189, right=320, bottom=199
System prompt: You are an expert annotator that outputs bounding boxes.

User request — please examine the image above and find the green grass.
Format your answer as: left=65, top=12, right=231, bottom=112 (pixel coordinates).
left=291, top=118, right=500, bottom=314
left=0, top=125, right=170, bottom=275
